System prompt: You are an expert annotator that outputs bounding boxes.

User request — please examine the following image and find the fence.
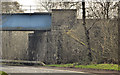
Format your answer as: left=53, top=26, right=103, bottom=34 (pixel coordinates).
left=2, top=5, right=52, bottom=13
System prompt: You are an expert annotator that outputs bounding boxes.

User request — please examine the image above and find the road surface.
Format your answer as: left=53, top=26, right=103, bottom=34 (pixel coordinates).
left=0, top=66, right=95, bottom=75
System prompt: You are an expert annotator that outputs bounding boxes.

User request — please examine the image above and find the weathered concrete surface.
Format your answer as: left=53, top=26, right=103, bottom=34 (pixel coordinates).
left=1, top=9, right=118, bottom=64
left=47, top=9, right=86, bottom=64
left=28, top=31, right=48, bottom=62
left=0, top=31, right=2, bottom=59
left=2, top=31, right=34, bottom=60
left=52, top=9, right=77, bottom=30
left=50, top=9, right=118, bottom=64
left=73, top=19, right=118, bottom=63
left=27, top=9, right=83, bottom=64
left=118, top=1, right=120, bottom=66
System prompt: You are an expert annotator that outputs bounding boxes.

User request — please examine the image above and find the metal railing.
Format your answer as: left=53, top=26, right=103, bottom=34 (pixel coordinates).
left=2, top=5, right=51, bottom=13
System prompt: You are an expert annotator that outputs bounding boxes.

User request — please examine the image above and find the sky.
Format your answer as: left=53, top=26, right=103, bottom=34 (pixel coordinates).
left=1, top=0, right=80, bottom=13
left=15, top=0, right=81, bottom=13
left=17, top=0, right=39, bottom=13
left=1, top=0, right=119, bottom=13
left=1, top=0, right=38, bottom=5
left=16, top=0, right=79, bottom=5
left=17, top=0, right=37, bottom=5
left=2, top=0, right=119, bottom=5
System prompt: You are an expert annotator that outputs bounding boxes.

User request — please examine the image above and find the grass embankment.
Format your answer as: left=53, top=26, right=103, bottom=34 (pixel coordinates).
left=0, top=71, right=8, bottom=75
left=45, top=64, right=119, bottom=71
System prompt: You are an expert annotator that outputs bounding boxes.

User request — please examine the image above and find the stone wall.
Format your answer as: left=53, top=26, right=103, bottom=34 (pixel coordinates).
left=0, top=31, right=2, bottom=59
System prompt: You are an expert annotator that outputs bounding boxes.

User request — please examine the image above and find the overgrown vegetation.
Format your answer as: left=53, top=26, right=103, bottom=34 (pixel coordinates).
left=38, top=1, right=119, bottom=64
left=0, top=71, right=8, bottom=75
left=45, top=64, right=119, bottom=71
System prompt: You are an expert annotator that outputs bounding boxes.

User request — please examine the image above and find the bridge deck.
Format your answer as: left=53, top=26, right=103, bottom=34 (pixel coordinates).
left=1, top=13, right=51, bottom=31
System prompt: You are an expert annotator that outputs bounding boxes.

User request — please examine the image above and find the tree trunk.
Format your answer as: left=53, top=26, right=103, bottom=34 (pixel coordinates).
left=82, top=1, right=92, bottom=64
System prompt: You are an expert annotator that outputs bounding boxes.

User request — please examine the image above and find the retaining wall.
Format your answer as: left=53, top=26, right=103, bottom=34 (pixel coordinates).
left=2, top=9, right=118, bottom=64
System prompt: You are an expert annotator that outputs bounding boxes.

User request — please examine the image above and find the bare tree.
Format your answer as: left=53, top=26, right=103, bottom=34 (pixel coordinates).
left=37, top=1, right=81, bottom=12
left=82, top=0, right=93, bottom=64
left=2, top=1, right=23, bottom=13
left=85, top=1, right=119, bottom=64
left=36, top=0, right=119, bottom=64
left=86, top=1, right=118, bottom=19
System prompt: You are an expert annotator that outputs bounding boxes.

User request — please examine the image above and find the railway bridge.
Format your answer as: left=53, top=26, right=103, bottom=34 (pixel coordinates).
left=1, top=9, right=85, bottom=64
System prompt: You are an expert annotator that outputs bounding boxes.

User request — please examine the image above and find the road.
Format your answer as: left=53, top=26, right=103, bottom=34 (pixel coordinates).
left=0, top=66, right=95, bottom=75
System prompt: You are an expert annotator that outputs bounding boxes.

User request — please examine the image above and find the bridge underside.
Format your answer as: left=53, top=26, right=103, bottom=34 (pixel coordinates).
left=1, top=13, right=51, bottom=31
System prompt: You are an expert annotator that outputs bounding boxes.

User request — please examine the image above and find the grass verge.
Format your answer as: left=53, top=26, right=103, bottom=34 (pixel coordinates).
left=45, top=64, right=119, bottom=71
left=0, top=71, right=8, bottom=75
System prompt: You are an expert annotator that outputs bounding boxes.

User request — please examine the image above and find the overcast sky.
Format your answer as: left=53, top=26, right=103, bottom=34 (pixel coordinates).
left=1, top=0, right=119, bottom=5
left=17, top=0, right=80, bottom=5
left=17, top=0, right=37, bottom=5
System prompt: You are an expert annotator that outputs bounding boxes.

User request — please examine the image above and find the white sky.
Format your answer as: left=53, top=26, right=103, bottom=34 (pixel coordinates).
left=2, top=0, right=119, bottom=5
left=2, top=0, right=119, bottom=13
left=16, top=0, right=39, bottom=13
left=17, top=0, right=37, bottom=5
left=16, top=0, right=79, bottom=5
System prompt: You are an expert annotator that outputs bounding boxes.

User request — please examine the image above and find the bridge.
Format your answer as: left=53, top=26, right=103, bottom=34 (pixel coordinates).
left=1, top=9, right=81, bottom=64
left=1, top=13, right=51, bottom=31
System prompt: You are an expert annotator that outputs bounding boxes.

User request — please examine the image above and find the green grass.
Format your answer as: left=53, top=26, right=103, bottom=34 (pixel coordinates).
left=0, top=71, right=8, bottom=75
left=45, top=64, right=73, bottom=67
left=45, top=64, right=119, bottom=71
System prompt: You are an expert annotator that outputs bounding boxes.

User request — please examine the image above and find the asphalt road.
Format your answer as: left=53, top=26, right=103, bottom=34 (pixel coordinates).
left=1, top=66, right=96, bottom=75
